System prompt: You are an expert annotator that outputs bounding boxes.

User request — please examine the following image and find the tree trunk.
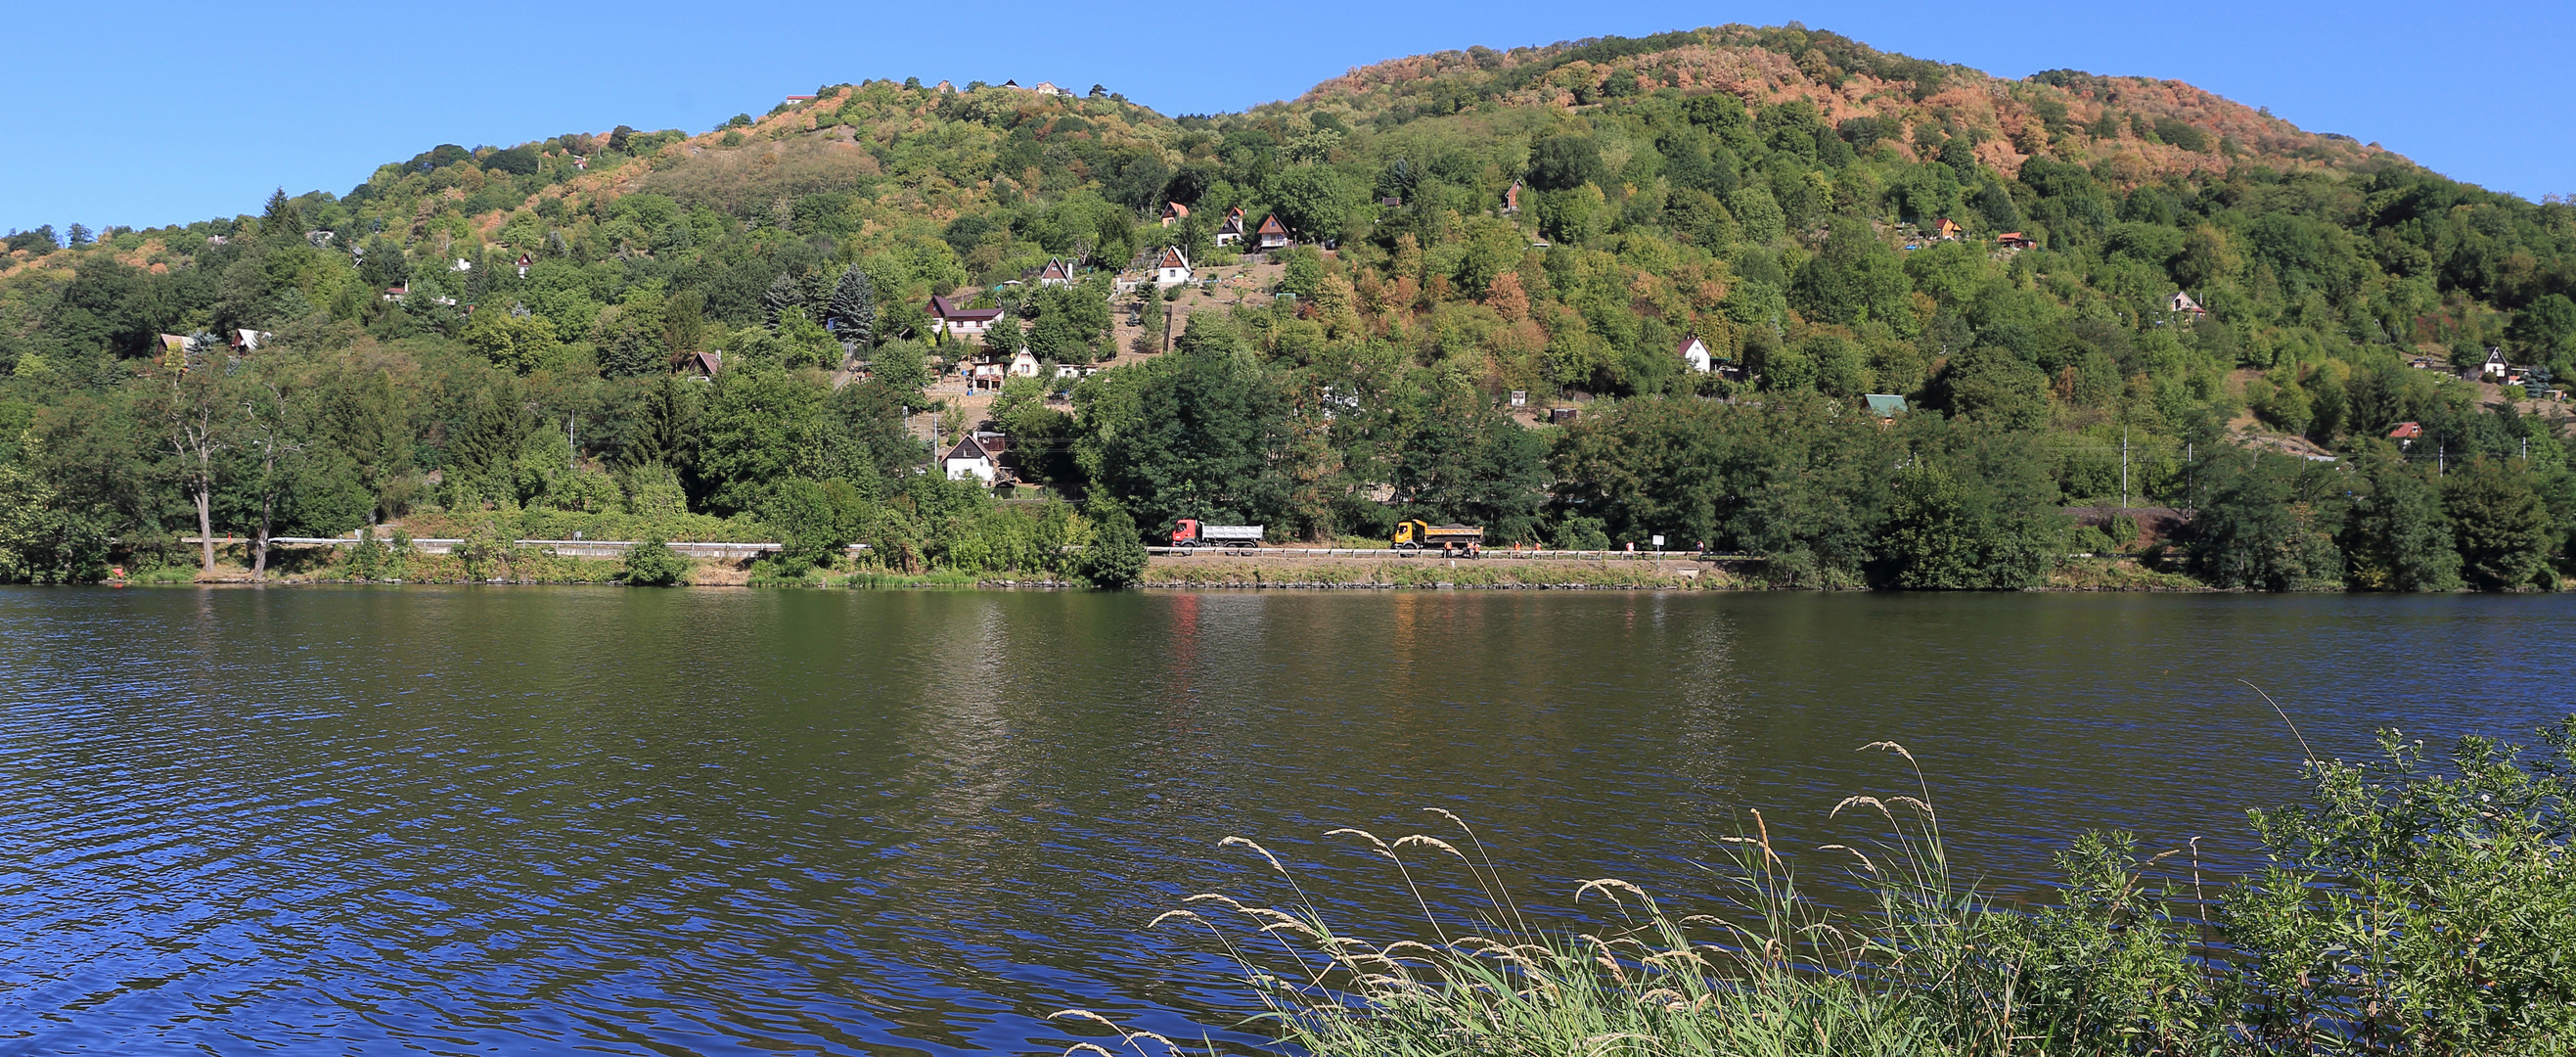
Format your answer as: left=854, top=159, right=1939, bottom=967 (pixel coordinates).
left=252, top=447, right=276, bottom=581
left=195, top=483, right=214, bottom=572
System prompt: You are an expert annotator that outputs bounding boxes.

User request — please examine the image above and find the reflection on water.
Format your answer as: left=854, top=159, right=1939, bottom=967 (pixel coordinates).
left=0, top=587, right=2568, bottom=1054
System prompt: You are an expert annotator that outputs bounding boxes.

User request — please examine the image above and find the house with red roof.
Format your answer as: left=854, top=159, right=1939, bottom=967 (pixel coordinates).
left=1254, top=213, right=1289, bottom=251
left=1677, top=334, right=1711, bottom=374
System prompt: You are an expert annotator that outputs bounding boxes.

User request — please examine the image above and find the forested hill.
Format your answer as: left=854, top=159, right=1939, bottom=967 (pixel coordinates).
left=2, top=24, right=2572, bottom=591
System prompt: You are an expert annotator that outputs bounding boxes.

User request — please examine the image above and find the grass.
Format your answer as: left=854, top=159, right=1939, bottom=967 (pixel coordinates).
left=1057, top=720, right=2576, bottom=1057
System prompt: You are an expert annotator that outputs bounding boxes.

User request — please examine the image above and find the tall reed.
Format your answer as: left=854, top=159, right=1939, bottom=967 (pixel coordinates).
left=1057, top=720, right=2576, bottom=1057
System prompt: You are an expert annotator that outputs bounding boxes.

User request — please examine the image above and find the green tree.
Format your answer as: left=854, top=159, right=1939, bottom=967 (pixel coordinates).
left=1073, top=346, right=1289, bottom=531
left=693, top=367, right=828, bottom=514
left=2445, top=458, right=2554, bottom=590
left=2191, top=462, right=2342, bottom=591
left=1074, top=504, right=1148, bottom=588
left=1268, top=165, right=1347, bottom=240
left=2340, top=457, right=2460, bottom=590
left=760, top=477, right=871, bottom=569
left=825, top=264, right=877, bottom=346
left=1792, top=217, right=1913, bottom=329
left=462, top=311, right=560, bottom=374
left=0, top=464, right=111, bottom=583
left=762, top=272, right=802, bottom=331
left=1526, top=133, right=1603, bottom=191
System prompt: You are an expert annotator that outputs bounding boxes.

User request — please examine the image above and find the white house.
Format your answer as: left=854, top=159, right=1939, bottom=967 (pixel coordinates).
left=1036, top=258, right=1075, bottom=287
left=449, top=257, right=473, bottom=272
left=1154, top=247, right=1193, bottom=289
left=230, top=329, right=273, bottom=352
left=1677, top=334, right=1711, bottom=374
left=1254, top=214, right=1289, bottom=250
left=944, top=434, right=1006, bottom=484
left=1009, top=349, right=1040, bottom=377
left=2169, top=291, right=2207, bottom=317
left=2483, top=347, right=2510, bottom=380
left=516, top=253, right=533, bottom=278
left=927, top=295, right=1005, bottom=340
left=1214, top=207, right=1245, bottom=246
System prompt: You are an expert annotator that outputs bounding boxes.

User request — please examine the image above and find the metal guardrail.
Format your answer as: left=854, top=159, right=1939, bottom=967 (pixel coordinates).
left=1147, top=546, right=1755, bottom=561
left=191, top=537, right=868, bottom=559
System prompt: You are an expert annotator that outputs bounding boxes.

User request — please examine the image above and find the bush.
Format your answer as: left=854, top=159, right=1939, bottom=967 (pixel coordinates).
left=1074, top=507, right=1148, bottom=589
left=621, top=537, right=689, bottom=585
left=760, top=478, right=870, bottom=569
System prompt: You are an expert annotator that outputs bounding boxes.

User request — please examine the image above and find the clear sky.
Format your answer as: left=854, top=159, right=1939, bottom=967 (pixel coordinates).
left=4, top=0, right=2565, bottom=234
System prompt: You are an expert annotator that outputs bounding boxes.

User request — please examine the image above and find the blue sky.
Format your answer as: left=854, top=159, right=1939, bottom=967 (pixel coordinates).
left=4, top=1, right=2565, bottom=233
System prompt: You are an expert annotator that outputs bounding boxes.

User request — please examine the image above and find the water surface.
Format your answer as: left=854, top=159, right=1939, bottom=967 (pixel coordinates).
left=1, top=587, right=2567, bottom=1054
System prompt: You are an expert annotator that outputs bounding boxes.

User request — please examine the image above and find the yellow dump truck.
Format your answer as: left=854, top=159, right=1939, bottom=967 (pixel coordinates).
left=1392, top=520, right=1483, bottom=553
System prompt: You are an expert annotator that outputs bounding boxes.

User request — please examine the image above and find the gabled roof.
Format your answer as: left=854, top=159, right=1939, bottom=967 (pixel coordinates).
left=1255, top=214, right=1288, bottom=236
left=946, top=437, right=996, bottom=462
left=1162, top=201, right=1189, bottom=219
left=1037, top=258, right=1073, bottom=281
left=1156, top=247, right=1190, bottom=270
left=1865, top=393, right=1910, bottom=417
left=1676, top=334, right=1707, bottom=357
left=926, top=295, right=1003, bottom=322
left=2388, top=422, right=2423, bottom=439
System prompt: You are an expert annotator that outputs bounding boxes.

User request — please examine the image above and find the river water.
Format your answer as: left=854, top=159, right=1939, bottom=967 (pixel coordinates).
left=1, top=587, right=2568, bottom=1054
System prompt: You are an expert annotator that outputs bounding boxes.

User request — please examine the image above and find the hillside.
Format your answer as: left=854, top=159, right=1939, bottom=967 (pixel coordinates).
left=1, top=24, right=2571, bottom=591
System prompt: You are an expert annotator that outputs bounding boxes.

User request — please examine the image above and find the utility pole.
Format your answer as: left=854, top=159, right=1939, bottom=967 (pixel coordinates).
left=2121, top=428, right=2130, bottom=509
left=566, top=415, right=576, bottom=471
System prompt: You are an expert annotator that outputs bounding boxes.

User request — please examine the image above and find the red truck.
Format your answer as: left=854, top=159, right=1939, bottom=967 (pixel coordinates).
left=1171, top=519, right=1263, bottom=548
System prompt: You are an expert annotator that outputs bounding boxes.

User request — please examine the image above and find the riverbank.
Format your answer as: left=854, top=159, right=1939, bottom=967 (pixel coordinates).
left=116, top=541, right=2561, bottom=591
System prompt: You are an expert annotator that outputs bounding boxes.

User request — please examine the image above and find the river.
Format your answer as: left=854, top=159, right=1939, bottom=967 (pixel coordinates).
left=1, top=587, right=2568, bottom=1053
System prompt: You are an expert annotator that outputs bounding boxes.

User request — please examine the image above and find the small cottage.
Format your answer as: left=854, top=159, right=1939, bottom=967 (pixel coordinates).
left=1009, top=349, right=1041, bottom=377
left=1214, top=207, right=1245, bottom=246
left=926, top=295, right=1005, bottom=340
left=674, top=350, right=723, bottom=378
left=1864, top=394, right=1909, bottom=421
left=1677, top=334, right=1712, bottom=374
left=516, top=253, right=533, bottom=279
left=230, top=329, right=272, bottom=352
left=1931, top=217, right=1963, bottom=241
left=1254, top=214, right=1289, bottom=251
left=1502, top=180, right=1522, bottom=215
left=1036, top=258, right=1075, bottom=287
left=1995, top=232, right=2038, bottom=252
left=944, top=434, right=1007, bottom=484
left=2169, top=291, right=2207, bottom=317
left=1154, top=247, right=1193, bottom=289
left=1160, top=202, right=1190, bottom=227
left=2482, top=347, right=2509, bottom=380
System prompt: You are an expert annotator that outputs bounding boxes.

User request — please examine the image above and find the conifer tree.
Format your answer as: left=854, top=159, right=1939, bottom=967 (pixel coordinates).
left=762, top=272, right=802, bottom=332
left=826, top=265, right=877, bottom=346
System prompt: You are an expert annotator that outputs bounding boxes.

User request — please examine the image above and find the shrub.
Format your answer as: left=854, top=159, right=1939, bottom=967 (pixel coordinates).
left=621, top=537, right=690, bottom=586
left=1074, top=507, right=1148, bottom=589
